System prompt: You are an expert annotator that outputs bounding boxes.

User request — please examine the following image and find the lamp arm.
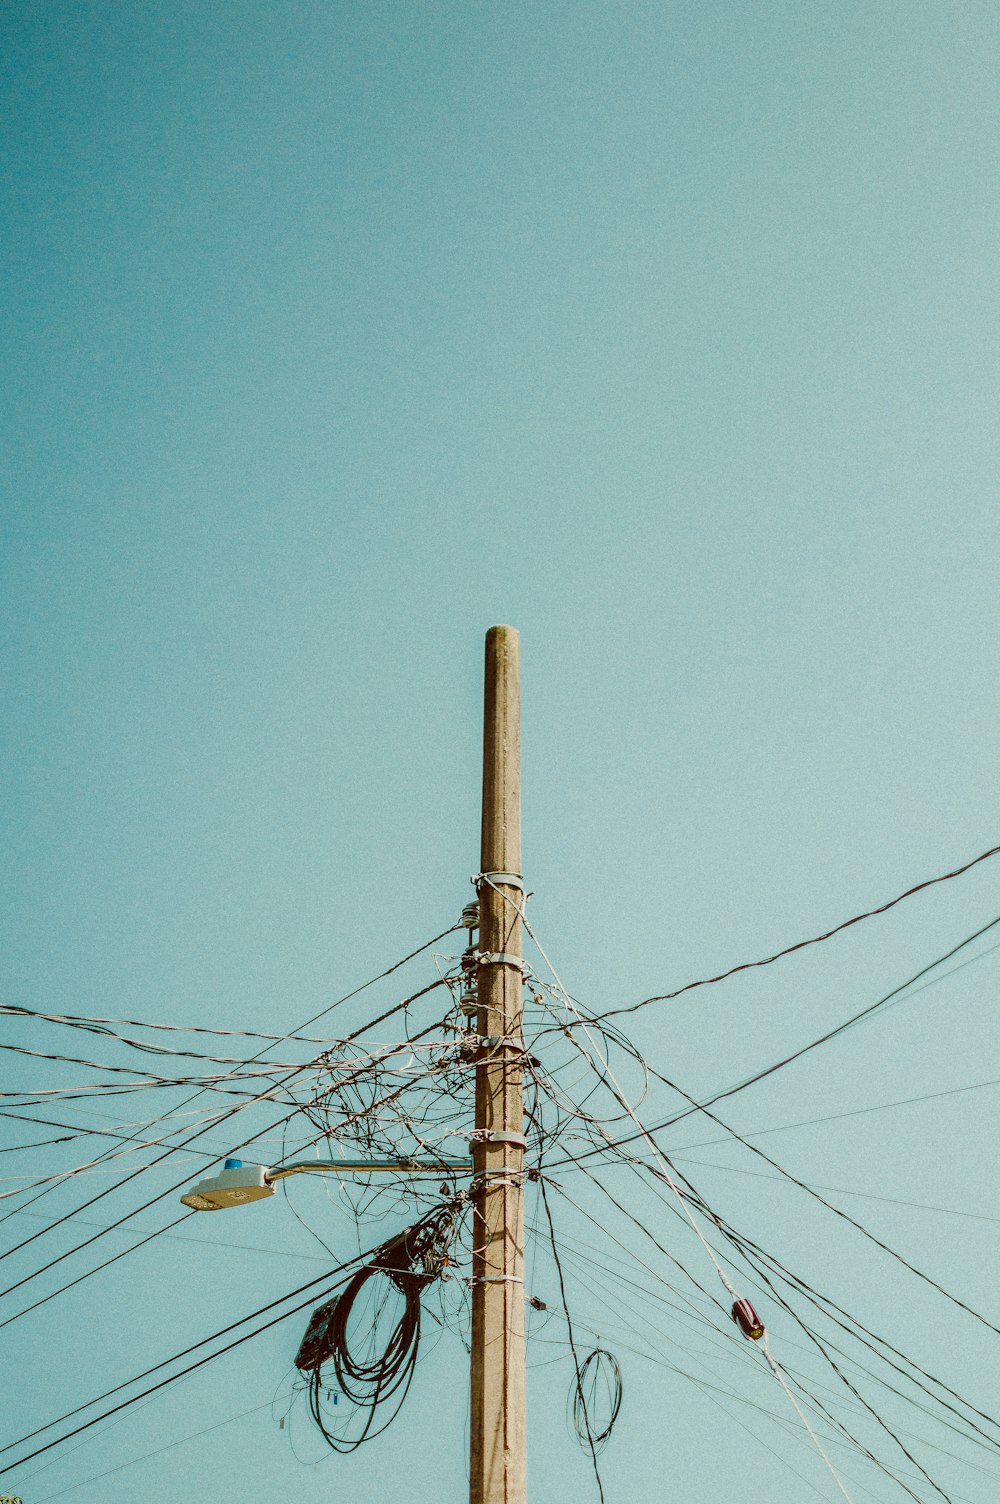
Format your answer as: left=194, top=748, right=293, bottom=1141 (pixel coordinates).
left=266, top=1157, right=472, bottom=1182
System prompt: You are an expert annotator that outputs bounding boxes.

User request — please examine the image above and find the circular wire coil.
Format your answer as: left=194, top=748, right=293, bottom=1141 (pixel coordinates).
left=571, top=1348, right=623, bottom=1454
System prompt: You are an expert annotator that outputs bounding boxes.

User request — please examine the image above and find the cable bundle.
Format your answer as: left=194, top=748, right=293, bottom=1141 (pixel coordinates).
left=294, top=1202, right=460, bottom=1451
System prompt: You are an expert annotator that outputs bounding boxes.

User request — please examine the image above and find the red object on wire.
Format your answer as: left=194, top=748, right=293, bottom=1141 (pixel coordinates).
left=731, top=1298, right=765, bottom=1341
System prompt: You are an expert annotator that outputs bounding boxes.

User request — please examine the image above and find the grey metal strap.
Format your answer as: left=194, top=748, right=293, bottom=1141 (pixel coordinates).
left=469, top=1130, right=527, bottom=1149
left=475, top=871, right=525, bottom=892
left=471, top=1171, right=525, bottom=1192
left=476, top=951, right=528, bottom=972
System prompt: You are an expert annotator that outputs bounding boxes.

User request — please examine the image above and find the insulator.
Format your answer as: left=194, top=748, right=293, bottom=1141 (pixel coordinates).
left=731, top=1297, right=765, bottom=1341
left=461, top=902, right=480, bottom=929
left=459, top=990, right=478, bottom=1015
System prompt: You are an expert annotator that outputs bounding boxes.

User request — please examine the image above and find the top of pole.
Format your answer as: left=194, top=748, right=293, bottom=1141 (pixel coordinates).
left=472, top=623, right=525, bottom=1504
left=481, top=627, right=520, bottom=875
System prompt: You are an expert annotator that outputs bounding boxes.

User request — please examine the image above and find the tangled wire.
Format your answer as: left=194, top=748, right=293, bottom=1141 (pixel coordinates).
left=293, top=1201, right=462, bottom=1452
left=570, top=1348, right=623, bottom=1454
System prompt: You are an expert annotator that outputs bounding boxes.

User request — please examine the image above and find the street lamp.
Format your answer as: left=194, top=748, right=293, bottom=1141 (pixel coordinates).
left=180, top=1155, right=473, bottom=1212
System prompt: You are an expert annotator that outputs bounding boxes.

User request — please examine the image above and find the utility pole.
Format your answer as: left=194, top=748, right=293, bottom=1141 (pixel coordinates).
left=470, top=624, right=527, bottom=1504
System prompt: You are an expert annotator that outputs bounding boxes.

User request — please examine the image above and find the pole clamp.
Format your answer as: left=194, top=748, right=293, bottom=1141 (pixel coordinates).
left=474, top=872, right=524, bottom=892
left=475, top=951, right=529, bottom=973
left=471, top=1170, right=525, bottom=1192
left=457, top=1035, right=525, bottom=1064
left=470, top=1274, right=525, bottom=1286
left=469, top=1130, right=527, bottom=1149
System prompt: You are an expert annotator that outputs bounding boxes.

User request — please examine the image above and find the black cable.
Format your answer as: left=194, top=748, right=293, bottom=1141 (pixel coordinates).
left=629, top=1151, right=1000, bottom=1454
left=538, top=1175, right=605, bottom=1504
left=655, top=1072, right=1000, bottom=1339
left=0, top=1107, right=220, bottom=1160
left=0, top=1212, right=195, bottom=1333
left=570, top=1141, right=967, bottom=1498
left=542, top=1241, right=946, bottom=1502
left=669, top=914, right=1000, bottom=1125
left=546, top=914, right=1000, bottom=1174
left=294, top=1202, right=461, bottom=1452
left=671, top=1070, right=1000, bottom=1156
left=685, top=1194, right=952, bottom=1503
left=2, top=1277, right=353, bottom=1477
left=0, top=925, right=457, bottom=1269
left=525, top=926, right=1000, bottom=1480
left=0, top=1236, right=394, bottom=1469
left=570, top=1349, right=622, bottom=1453
left=597, top=843, right=1000, bottom=1021
left=0, top=1133, right=78, bottom=1155
left=0, top=978, right=449, bottom=1307
left=549, top=1146, right=726, bottom=1320
left=586, top=1024, right=1000, bottom=1349
left=0, top=1107, right=296, bottom=1310
left=538, top=1027, right=1000, bottom=1468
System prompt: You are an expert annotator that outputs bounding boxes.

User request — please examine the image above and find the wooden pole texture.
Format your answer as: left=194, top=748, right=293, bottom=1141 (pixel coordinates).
left=470, top=625, right=526, bottom=1504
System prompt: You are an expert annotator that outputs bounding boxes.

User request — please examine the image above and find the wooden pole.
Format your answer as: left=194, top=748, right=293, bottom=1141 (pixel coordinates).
left=470, top=625, right=526, bottom=1504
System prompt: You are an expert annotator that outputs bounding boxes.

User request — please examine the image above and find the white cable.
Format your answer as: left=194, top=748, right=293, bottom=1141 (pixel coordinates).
left=483, top=877, right=739, bottom=1299
left=486, top=880, right=859, bottom=1504
left=762, top=1339, right=856, bottom=1503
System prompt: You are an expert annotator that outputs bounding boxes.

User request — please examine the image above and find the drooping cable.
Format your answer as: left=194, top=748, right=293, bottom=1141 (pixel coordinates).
left=569, top=1348, right=622, bottom=1454
left=0, top=924, right=458, bottom=1268
left=596, top=842, right=1000, bottom=1021
left=0, top=1237, right=394, bottom=1473
left=0, top=979, right=450, bottom=1309
left=544, top=914, right=1000, bottom=1173
left=293, top=1200, right=462, bottom=1452
left=538, top=1175, right=606, bottom=1504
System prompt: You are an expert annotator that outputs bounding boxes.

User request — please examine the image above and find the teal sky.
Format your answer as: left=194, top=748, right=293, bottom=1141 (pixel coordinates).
left=3, top=4, right=1000, bottom=1501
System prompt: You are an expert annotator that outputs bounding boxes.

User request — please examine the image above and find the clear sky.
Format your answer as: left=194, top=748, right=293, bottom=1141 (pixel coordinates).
left=2, top=3, right=1000, bottom=1502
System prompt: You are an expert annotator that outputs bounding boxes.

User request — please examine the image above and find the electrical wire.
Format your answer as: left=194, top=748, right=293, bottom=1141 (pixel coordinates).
left=603, top=1053, right=1000, bottom=1343
left=0, top=924, right=457, bottom=1265
left=294, top=1201, right=462, bottom=1453
left=595, top=842, right=1000, bottom=1021
left=0, top=1011, right=456, bottom=1331
left=544, top=914, right=1000, bottom=1173
left=13, top=874, right=1000, bottom=1499
left=673, top=1153, right=1000, bottom=1228
left=0, top=1234, right=401, bottom=1471
left=514, top=903, right=997, bottom=1495
left=671, top=1072, right=1000, bottom=1156
left=569, top=1348, right=622, bottom=1454
left=538, top=1175, right=606, bottom=1503
left=0, top=979, right=450, bottom=1307
left=31, top=1399, right=275, bottom=1504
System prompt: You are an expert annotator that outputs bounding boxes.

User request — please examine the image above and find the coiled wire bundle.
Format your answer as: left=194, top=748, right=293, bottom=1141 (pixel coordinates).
left=570, top=1348, right=623, bottom=1455
left=294, top=1202, right=461, bottom=1452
